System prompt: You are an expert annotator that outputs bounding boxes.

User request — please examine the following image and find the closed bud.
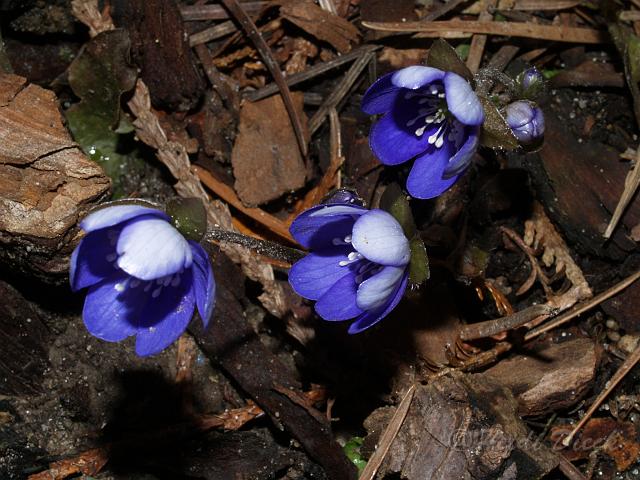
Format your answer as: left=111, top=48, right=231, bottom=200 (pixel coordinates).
left=505, top=101, right=545, bottom=145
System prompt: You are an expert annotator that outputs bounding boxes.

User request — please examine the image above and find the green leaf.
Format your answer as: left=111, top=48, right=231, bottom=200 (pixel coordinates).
left=478, top=95, right=519, bottom=150
left=65, top=29, right=143, bottom=198
left=379, top=183, right=416, bottom=239
left=166, top=197, right=207, bottom=241
left=427, top=39, right=473, bottom=84
left=343, top=437, right=367, bottom=474
left=408, top=236, right=429, bottom=286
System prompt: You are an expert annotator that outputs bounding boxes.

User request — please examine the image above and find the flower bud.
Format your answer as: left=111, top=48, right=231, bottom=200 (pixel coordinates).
left=516, top=67, right=545, bottom=99
left=521, top=67, right=543, bottom=89
left=506, top=101, right=545, bottom=145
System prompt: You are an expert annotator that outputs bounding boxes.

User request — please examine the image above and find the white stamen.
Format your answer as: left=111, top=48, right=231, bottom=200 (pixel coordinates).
left=152, top=286, right=162, bottom=298
left=130, top=279, right=141, bottom=288
left=114, top=282, right=126, bottom=292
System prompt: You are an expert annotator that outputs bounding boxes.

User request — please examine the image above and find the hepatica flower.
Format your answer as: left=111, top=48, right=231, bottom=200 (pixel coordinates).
left=288, top=200, right=409, bottom=334
left=362, top=66, right=484, bottom=199
left=70, top=204, right=215, bottom=356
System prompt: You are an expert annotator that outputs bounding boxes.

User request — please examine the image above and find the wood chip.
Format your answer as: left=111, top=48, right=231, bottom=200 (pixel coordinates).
left=0, top=73, right=110, bottom=282
left=481, top=338, right=600, bottom=416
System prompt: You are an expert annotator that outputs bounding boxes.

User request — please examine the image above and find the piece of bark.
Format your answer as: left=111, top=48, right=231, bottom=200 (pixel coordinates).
left=275, top=0, right=359, bottom=54
left=191, top=252, right=357, bottom=480
left=232, top=93, right=307, bottom=207
left=0, top=73, right=111, bottom=282
left=0, top=280, right=50, bottom=395
left=363, top=372, right=558, bottom=480
left=517, top=112, right=640, bottom=259
left=111, top=0, right=204, bottom=111
left=480, top=338, right=600, bottom=416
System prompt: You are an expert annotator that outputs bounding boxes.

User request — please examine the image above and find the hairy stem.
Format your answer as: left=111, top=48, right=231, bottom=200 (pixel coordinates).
left=205, top=228, right=306, bottom=265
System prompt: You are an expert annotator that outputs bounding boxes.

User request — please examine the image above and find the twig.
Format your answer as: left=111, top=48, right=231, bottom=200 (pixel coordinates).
left=180, top=2, right=267, bottom=20
left=358, top=385, right=416, bottom=480
left=459, top=304, right=554, bottom=341
left=221, top=0, right=308, bottom=158
left=190, top=21, right=237, bottom=46
left=309, top=51, right=374, bottom=135
left=246, top=44, right=380, bottom=102
left=526, top=269, right=640, bottom=341
left=362, top=20, right=606, bottom=43
left=604, top=147, right=640, bottom=239
left=562, top=340, right=640, bottom=447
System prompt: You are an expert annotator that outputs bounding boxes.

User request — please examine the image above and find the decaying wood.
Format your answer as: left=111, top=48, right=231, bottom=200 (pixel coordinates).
left=481, top=338, right=600, bottom=416
left=363, top=372, right=558, bottom=480
left=0, top=73, right=110, bottom=282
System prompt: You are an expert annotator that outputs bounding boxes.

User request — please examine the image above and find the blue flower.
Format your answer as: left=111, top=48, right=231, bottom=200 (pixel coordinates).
left=288, top=201, right=410, bottom=334
left=70, top=204, right=216, bottom=356
left=506, top=100, right=545, bottom=144
left=520, top=67, right=544, bottom=91
left=362, top=66, right=484, bottom=199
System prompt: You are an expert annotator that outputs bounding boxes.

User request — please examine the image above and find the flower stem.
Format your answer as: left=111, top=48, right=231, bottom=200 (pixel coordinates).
left=205, top=228, right=306, bottom=265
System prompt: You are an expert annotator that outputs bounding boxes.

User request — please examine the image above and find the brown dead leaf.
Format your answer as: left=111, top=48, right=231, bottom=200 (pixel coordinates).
left=275, top=0, right=359, bottom=53
left=232, top=93, right=307, bottom=207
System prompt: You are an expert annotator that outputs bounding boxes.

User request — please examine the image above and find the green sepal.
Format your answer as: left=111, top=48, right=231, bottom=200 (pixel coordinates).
left=379, top=183, right=416, bottom=239
left=166, top=197, right=207, bottom=241
left=478, top=95, right=519, bottom=150
left=408, top=236, right=429, bottom=286
left=426, top=39, right=474, bottom=84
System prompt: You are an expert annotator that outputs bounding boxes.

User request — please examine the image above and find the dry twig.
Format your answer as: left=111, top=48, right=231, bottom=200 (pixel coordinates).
left=362, top=20, right=606, bottom=43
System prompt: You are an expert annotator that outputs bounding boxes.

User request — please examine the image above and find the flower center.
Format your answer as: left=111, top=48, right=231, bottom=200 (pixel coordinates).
left=332, top=234, right=383, bottom=285
left=402, top=86, right=466, bottom=150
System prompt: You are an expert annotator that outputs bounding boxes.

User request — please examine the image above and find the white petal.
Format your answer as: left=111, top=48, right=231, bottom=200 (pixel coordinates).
left=116, top=217, right=192, bottom=280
